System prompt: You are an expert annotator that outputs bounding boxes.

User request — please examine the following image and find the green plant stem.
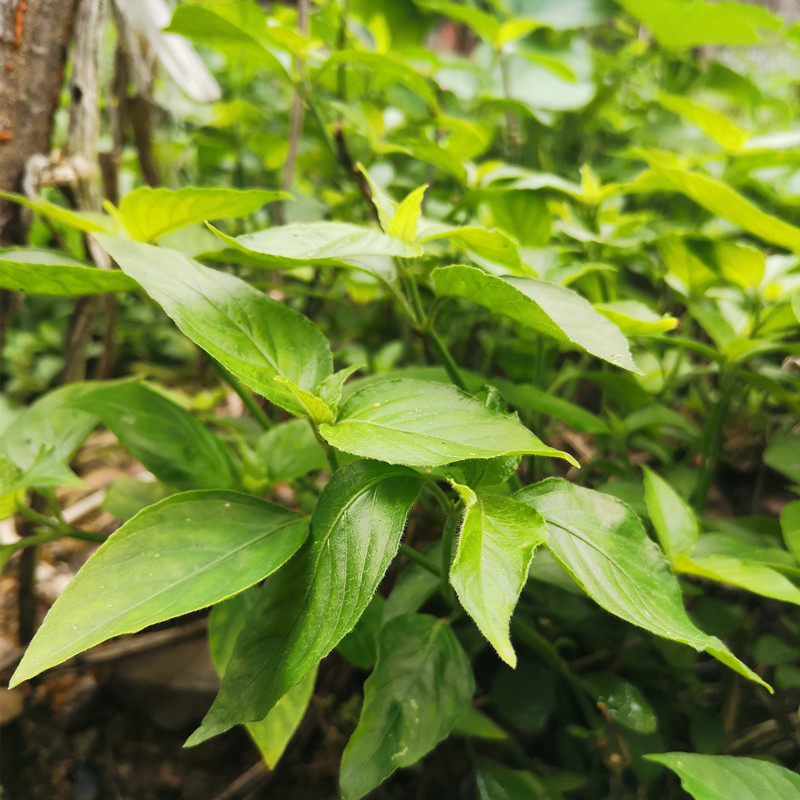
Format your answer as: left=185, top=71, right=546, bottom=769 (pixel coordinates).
left=429, top=329, right=468, bottom=391
left=15, top=504, right=106, bottom=543
left=209, top=358, right=272, bottom=431
left=398, top=544, right=441, bottom=576
left=310, top=422, right=339, bottom=472
left=425, top=479, right=453, bottom=515
left=511, top=617, right=599, bottom=727
left=693, top=364, right=738, bottom=512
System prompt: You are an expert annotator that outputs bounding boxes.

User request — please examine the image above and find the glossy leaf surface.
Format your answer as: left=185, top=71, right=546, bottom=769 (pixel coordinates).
left=10, top=492, right=309, bottom=686
left=0, top=249, right=137, bottom=296
left=515, top=479, right=767, bottom=688
left=432, top=266, right=638, bottom=371
left=643, top=466, right=698, bottom=558
left=95, top=236, right=332, bottom=416
left=118, top=187, right=287, bottom=243
left=319, top=379, right=577, bottom=468
left=340, top=613, right=474, bottom=800
left=645, top=752, right=800, bottom=800
left=450, top=484, right=547, bottom=667
left=188, top=462, right=423, bottom=743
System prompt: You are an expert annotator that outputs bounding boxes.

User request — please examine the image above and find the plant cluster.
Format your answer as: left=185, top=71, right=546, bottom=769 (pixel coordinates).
left=2, top=0, right=800, bottom=797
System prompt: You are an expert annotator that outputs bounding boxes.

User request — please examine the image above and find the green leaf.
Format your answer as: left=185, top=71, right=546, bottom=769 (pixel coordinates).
left=9, top=491, right=309, bottom=686
left=792, top=293, right=800, bottom=323
left=595, top=301, right=677, bottom=336
left=764, top=436, right=800, bottom=484
left=0, top=248, right=137, bottom=296
left=432, top=266, right=638, bottom=372
left=117, top=187, right=288, bottom=243
left=102, top=476, right=175, bottom=521
left=645, top=752, right=800, bottom=800
left=657, top=94, right=748, bottom=152
left=0, top=190, right=115, bottom=234
left=514, top=479, right=768, bottom=689
left=94, top=236, right=333, bottom=417
left=321, top=50, right=439, bottom=110
left=414, top=0, right=500, bottom=42
left=450, top=484, right=547, bottom=667
left=68, top=381, right=238, bottom=491
left=209, top=221, right=421, bottom=272
left=388, top=185, right=427, bottom=242
left=616, top=0, right=781, bottom=49
left=209, top=593, right=315, bottom=769
left=339, top=613, right=474, bottom=800
left=484, top=190, right=551, bottom=248
left=273, top=377, right=334, bottom=424
left=319, top=379, right=577, bottom=468
left=642, top=466, right=698, bottom=559
left=0, top=385, right=98, bottom=474
left=673, top=554, right=800, bottom=605
left=187, top=461, right=423, bottom=744
left=337, top=594, right=385, bottom=670
left=1, top=446, right=86, bottom=494
left=257, top=419, right=327, bottom=485
left=451, top=708, right=508, bottom=740
left=417, top=223, right=522, bottom=271
left=582, top=674, right=657, bottom=733
left=780, top=502, right=800, bottom=564
left=476, top=759, right=565, bottom=800
left=647, top=167, right=800, bottom=253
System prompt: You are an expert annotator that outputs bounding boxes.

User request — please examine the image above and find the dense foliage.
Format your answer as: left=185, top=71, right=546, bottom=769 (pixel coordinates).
left=2, top=0, right=800, bottom=797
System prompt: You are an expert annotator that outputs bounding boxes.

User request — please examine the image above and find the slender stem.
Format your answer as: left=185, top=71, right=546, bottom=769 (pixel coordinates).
left=209, top=359, right=272, bottom=431
left=425, top=479, right=453, bottom=515
left=511, top=618, right=599, bottom=727
left=14, top=504, right=107, bottom=543
left=310, top=421, right=339, bottom=472
left=398, top=544, right=441, bottom=576
left=693, top=364, right=738, bottom=512
left=430, top=329, right=468, bottom=391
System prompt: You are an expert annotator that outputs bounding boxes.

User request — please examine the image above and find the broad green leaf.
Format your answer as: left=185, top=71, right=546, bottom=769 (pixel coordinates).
left=118, top=187, right=288, bottom=243
left=165, top=5, right=290, bottom=79
left=388, top=185, right=427, bottom=242
left=649, top=167, right=800, bottom=253
left=0, top=385, right=98, bottom=473
left=691, top=533, right=798, bottom=573
left=476, top=759, right=565, bottom=800
left=451, top=708, right=508, bottom=740
left=595, top=301, right=677, bottom=336
left=713, top=241, right=765, bottom=289
left=414, top=0, right=500, bottom=41
left=616, top=0, right=781, bottom=49
left=257, top=419, right=327, bottom=485
left=515, top=479, right=767, bottom=689
left=432, top=265, right=638, bottom=372
left=319, top=379, right=577, bottom=468
left=645, top=752, right=800, bottom=800
left=358, top=164, right=397, bottom=232
left=792, top=293, right=800, bottom=323
left=642, top=466, right=698, bottom=558
left=582, top=674, right=657, bottom=733
left=273, top=377, right=334, bottom=424
left=780, top=502, right=800, bottom=564
left=187, top=461, right=423, bottom=744
left=417, top=223, right=522, bottom=271
left=209, top=221, right=420, bottom=271
left=94, top=236, right=332, bottom=417
left=321, top=50, right=439, bottom=110
left=0, top=446, right=86, bottom=494
left=0, top=249, right=137, bottom=296
left=764, top=436, right=800, bottom=484
left=450, top=484, right=547, bottom=667
left=68, top=381, right=237, bottom=491
left=484, top=190, right=552, bottom=247
left=9, top=491, right=309, bottom=686
left=658, top=234, right=718, bottom=296
left=102, top=476, right=175, bottom=520
left=657, top=94, right=748, bottom=152
left=209, top=593, right=316, bottom=768
left=673, top=554, right=800, bottom=605
left=0, top=190, right=115, bottom=234
left=339, top=613, right=474, bottom=800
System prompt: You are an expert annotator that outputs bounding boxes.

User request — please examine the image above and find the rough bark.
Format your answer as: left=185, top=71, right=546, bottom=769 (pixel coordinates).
left=0, top=0, right=78, bottom=242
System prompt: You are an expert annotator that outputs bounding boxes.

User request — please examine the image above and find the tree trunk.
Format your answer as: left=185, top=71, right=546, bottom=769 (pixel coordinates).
left=0, top=0, right=78, bottom=241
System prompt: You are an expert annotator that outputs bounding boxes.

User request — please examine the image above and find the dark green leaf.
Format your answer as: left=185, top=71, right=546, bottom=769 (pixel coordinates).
left=515, top=479, right=767, bottom=689
left=187, top=461, right=423, bottom=744
left=340, top=613, right=474, bottom=800
left=319, top=379, right=576, bottom=468
left=94, top=236, right=333, bottom=416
